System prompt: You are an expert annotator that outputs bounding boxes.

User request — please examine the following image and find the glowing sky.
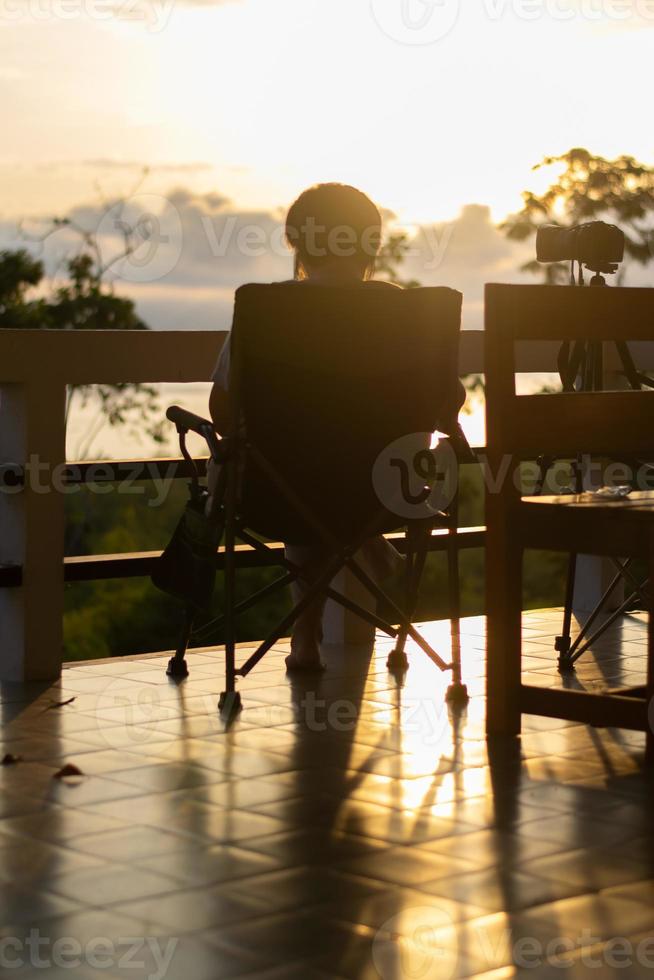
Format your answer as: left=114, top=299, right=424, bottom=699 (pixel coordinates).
left=2, top=0, right=653, bottom=224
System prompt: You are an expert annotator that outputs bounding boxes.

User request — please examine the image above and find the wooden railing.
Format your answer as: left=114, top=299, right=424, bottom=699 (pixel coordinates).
left=2, top=325, right=652, bottom=681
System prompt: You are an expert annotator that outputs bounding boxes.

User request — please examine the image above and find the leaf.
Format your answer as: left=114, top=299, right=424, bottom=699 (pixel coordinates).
left=53, top=763, right=84, bottom=780
left=45, top=696, right=76, bottom=710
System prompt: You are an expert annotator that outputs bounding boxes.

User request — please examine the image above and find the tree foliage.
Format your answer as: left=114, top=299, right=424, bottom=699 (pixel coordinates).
left=0, top=249, right=48, bottom=328
left=0, top=225, right=163, bottom=455
left=377, top=231, right=421, bottom=288
left=49, top=253, right=147, bottom=332
left=502, top=147, right=654, bottom=283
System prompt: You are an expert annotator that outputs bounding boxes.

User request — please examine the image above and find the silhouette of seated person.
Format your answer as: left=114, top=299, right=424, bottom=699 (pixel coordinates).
left=209, top=183, right=465, bottom=670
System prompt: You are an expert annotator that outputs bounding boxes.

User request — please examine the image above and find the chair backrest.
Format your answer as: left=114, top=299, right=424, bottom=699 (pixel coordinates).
left=485, top=283, right=654, bottom=461
left=229, top=282, right=462, bottom=542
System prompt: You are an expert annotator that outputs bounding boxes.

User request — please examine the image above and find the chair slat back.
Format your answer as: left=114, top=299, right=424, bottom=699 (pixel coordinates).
left=485, top=283, right=654, bottom=460
left=229, top=283, right=462, bottom=541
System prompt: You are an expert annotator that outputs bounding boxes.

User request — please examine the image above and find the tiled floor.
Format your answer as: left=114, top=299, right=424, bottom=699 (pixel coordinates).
left=1, top=609, right=653, bottom=979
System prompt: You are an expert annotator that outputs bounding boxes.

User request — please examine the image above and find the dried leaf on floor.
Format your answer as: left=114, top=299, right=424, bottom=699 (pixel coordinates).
left=45, top=697, right=76, bottom=710
left=53, top=763, right=84, bottom=780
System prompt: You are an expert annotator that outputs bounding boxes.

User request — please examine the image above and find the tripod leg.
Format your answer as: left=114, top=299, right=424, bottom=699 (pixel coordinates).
left=555, top=452, right=584, bottom=671
left=556, top=553, right=577, bottom=670
left=615, top=341, right=643, bottom=391
left=166, top=605, right=193, bottom=679
left=218, top=460, right=242, bottom=717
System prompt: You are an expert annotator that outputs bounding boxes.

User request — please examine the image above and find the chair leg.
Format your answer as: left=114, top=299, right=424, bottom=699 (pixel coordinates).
left=387, top=532, right=426, bottom=675
left=646, top=532, right=654, bottom=766
left=486, top=513, right=523, bottom=738
left=445, top=526, right=469, bottom=705
left=166, top=605, right=193, bottom=679
left=347, top=550, right=450, bottom=672
left=386, top=547, right=415, bottom=674
left=218, top=462, right=242, bottom=717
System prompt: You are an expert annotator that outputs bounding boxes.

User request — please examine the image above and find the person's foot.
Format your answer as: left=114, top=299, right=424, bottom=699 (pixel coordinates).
left=286, top=627, right=325, bottom=671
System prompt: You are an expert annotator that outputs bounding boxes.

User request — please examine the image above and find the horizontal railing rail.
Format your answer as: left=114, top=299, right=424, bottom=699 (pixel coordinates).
left=62, top=526, right=486, bottom=584
left=0, top=448, right=485, bottom=591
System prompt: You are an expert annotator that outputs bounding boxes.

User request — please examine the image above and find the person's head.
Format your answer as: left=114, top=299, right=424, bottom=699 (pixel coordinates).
left=285, top=183, right=382, bottom=281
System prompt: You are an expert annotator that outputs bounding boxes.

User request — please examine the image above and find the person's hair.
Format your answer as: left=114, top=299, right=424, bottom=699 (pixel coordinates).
left=285, top=183, right=382, bottom=280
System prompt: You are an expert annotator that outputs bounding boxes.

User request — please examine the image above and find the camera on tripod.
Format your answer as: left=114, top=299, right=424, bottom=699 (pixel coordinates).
left=536, top=220, right=625, bottom=279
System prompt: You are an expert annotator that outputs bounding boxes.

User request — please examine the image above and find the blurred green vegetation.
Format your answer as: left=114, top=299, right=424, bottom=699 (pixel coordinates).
left=63, top=460, right=568, bottom=662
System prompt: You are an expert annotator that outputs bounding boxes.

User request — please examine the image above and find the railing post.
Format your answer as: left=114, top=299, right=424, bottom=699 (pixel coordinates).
left=0, top=381, right=66, bottom=681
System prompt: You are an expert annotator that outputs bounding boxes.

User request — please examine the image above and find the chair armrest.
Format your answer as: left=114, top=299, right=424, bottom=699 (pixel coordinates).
left=166, top=405, right=226, bottom=464
left=166, top=405, right=214, bottom=435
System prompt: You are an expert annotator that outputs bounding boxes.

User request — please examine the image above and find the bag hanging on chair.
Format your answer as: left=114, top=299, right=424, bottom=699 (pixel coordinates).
left=151, top=488, right=223, bottom=612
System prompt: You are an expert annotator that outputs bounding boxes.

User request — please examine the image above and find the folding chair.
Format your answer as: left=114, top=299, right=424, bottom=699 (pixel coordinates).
left=484, top=282, right=654, bottom=761
left=160, top=283, right=469, bottom=715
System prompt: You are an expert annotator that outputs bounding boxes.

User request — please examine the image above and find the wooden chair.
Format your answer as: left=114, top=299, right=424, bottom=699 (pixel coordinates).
left=484, top=283, right=654, bottom=761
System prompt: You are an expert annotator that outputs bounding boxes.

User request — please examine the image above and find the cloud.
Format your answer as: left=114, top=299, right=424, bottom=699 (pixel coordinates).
left=0, top=192, right=536, bottom=329
left=9, top=187, right=651, bottom=333
left=80, top=159, right=216, bottom=174
left=122, top=196, right=533, bottom=330
left=26, top=159, right=216, bottom=175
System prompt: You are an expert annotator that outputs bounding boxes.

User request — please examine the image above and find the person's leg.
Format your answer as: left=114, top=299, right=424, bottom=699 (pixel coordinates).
left=205, top=458, right=222, bottom=516
left=358, top=536, right=405, bottom=583
left=285, top=544, right=327, bottom=669
left=283, top=537, right=403, bottom=670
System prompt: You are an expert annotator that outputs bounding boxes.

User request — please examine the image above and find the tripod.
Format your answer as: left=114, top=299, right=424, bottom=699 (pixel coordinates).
left=535, top=262, right=654, bottom=671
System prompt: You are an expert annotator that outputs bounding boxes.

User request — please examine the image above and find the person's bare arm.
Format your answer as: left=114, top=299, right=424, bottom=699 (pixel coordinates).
left=435, top=379, right=466, bottom=436
left=209, top=383, right=231, bottom=436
